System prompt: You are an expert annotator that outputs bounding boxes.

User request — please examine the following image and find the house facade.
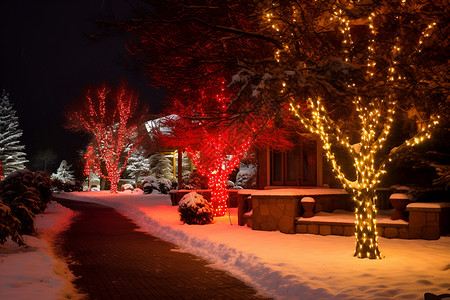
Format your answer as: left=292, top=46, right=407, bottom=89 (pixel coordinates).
left=256, top=134, right=328, bottom=189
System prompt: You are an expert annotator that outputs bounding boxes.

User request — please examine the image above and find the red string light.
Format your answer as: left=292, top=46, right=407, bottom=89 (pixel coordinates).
left=68, top=82, right=143, bottom=194
left=187, top=136, right=252, bottom=217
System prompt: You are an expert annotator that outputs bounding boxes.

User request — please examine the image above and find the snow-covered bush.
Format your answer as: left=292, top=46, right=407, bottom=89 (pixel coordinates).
left=51, top=160, right=75, bottom=183
left=178, top=192, right=213, bottom=225
left=121, top=183, right=134, bottom=191
left=51, top=160, right=77, bottom=192
left=142, top=176, right=175, bottom=194
left=234, top=163, right=257, bottom=189
left=142, top=176, right=159, bottom=194
left=158, top=178, right=172, bottom=194
left=133, top=188, right=143, bottom=194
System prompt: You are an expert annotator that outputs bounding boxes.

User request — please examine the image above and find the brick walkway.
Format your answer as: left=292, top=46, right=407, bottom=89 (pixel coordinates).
left=53, top=197, right=270, bottom=300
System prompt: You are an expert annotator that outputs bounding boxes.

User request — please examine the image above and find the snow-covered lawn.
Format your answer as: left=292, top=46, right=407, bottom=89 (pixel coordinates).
left=54, top=191, right=450, bottom=300
left=0, top=201, right=82, bottom=300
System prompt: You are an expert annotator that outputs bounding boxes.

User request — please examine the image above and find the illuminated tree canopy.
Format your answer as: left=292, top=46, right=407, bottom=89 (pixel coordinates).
left=104, top=0, right=448, bottom=124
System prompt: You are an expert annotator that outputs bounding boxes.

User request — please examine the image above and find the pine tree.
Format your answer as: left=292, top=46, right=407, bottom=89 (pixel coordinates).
left=0, top=90, right=28, bottom=176
left=51, top=160, right=75, bottom=183
left=148, top=152, right=173, bottom=180
left=125, top=147, right=150, bottom=185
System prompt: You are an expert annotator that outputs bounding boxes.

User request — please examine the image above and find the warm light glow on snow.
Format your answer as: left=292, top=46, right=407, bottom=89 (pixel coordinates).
left=55, top=192, right=450, bottom=299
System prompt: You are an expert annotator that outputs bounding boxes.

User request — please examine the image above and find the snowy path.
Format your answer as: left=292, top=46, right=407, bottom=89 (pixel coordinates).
left=54, top=191, right=450, bottom=300
left=53, top=197, right=267, bottom=299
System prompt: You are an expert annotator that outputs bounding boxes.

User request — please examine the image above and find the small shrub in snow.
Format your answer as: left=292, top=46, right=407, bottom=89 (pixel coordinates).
left=143, top=183, right=153, bottom=194
left=178, top=192, right=213, bottom=225
left=51, top=160, right=75, bottom=184
left=142, top=176, right=174, bottom=194
left=143, top=176, right=159, bottom=194
left=158, top=178, right=172, bottom=194
left=235, top=163, right=257, bottom=189
left=121, top=183, right=134, bottom=191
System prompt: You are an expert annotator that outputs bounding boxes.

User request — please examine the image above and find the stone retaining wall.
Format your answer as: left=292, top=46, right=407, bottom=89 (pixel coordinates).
left=294, top=203, right=450, bottom=240
left=295, top=219, right=410, bottom=238
left=241, top=189, right=449, bottom=240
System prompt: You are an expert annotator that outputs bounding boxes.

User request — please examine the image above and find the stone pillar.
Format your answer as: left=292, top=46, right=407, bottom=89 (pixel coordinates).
left=407, top=203, right=450, bottom=240
left=252, top=195, right=301, bottom=234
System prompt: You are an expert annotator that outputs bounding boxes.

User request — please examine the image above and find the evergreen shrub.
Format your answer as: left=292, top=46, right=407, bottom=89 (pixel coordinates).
left=178, top=192, right=213, bottom=225
left=0, top=169, right=53, bottom=243
left=0, top=198, right=23, bottom=245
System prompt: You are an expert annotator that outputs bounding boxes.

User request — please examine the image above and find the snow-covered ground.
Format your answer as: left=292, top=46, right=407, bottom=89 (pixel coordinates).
left=0, top=201, right=82, bottom=300
left=53, top=191, right=450, bottom=300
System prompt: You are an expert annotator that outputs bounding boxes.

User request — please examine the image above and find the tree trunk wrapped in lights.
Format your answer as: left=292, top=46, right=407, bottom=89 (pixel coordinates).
left=162, top=80, right=292, bottom=217
left=291, top=96, right=439, bottom=259
left=185, top=131, right=253, bottom=217
left=162, top=81, right=254, bottom=217
left=66, top=81, right=146, bottom=193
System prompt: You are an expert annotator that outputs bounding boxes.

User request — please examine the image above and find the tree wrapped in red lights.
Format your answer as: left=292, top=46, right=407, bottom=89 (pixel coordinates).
left=66, top=81, right=146, bottom=193
left=163, top=81, right=292, bottom=217
left=186, top=133, right=251, bottom=217
left=83, top=145, right=95, bottom=178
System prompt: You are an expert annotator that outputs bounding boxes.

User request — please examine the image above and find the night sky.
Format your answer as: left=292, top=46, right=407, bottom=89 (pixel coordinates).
left=0, top=0, right=164, bottom=173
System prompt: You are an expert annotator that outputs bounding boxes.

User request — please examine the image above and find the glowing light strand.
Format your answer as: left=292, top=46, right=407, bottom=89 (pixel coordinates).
left=69, top=84, right=140, bottom=194
left=267, top=2, right=440, bottom=259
